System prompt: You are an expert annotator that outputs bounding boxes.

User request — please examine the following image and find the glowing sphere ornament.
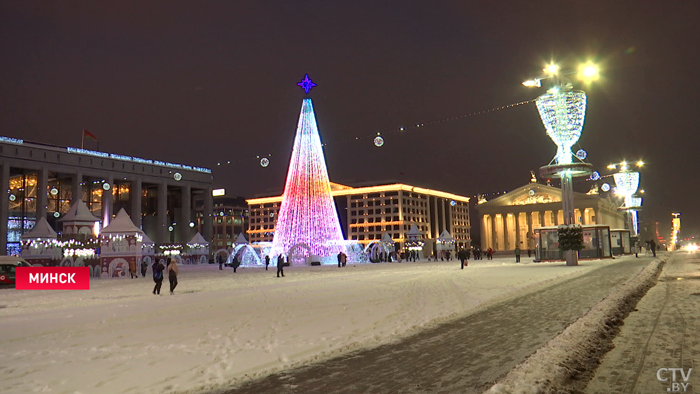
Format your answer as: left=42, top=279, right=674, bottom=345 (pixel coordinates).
left=103, top=183, right=111, bottom=191
left=601, top=183, right=611, bottom=192
left=50, top=187, right=59, bottom=196
left=260, top=157, right=270, bottom=167
left=174, top=172, right=182, bottom=181
left=374, top=136, right=384, bottom=147
left=590, top=171, right=600, bottom=181
left=9, top=194, right=16, bottom=202
left=575, top=149, right=587, bottom=160
left=53, top=212, right=60, bottom=218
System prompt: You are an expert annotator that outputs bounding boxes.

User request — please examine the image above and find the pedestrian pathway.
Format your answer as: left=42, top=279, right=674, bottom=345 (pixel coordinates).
left=221, top=257, right=652, bottom=394
left=585, top=252, right=699, bottom=394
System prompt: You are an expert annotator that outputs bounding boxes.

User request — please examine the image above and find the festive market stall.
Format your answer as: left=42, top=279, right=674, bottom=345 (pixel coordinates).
left=59, top=200, right=101, bottom=275
left=21, top=217, right=62, bottom=266
left=99, top=208, right=143, bottom=278
left=436, top=229, right=456, bottom=260
left=141, top=232, right=156, bottom=270
left=184, top=232, right=210, bottom=264
left=405, top=224, right=426, bottom=260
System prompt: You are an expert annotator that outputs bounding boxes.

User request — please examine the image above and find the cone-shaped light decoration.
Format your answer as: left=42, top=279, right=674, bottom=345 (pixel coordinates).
left=271, top=98, right=345, bottom=259
left=536, top=90, right=587, bottom=165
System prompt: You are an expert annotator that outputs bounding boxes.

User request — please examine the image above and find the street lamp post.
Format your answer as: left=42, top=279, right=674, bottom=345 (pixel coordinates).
left=524, top=63, right=597, bottom=266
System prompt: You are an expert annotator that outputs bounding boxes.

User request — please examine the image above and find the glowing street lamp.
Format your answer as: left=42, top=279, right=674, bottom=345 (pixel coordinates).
left=524, top=61, right=599, bottom=266
left=610, top=160, right=644, bottom=235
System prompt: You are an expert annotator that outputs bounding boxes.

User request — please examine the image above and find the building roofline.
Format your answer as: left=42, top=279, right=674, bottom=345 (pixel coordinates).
left=247, top=183, right=470, bottom=205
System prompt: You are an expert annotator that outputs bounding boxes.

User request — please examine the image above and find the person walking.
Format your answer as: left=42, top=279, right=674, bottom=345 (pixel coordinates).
left=514, top=245, right=521, bottom=263
left=341, top=252, right=347, bottom=267
left=487, top=247, right=494, bottom=260
left=276, top=254, right=285, bottom=277
left=167, top=257, right=178, bottom=295
left=152, top=258, right=165, bottom=295
left=232, top=254, right=240, bottom=273
left=129, top=259, right=138, bottom=278
left=649, top=239, right=657, bottom=257
left=265, top=255, right=270, bottom=271
left=140, top=259, right=148, bottom=278
left=458, top=249, right=467, bottom=270
left=337, top=251, right=342, bottom=268
left=218, top=255, right=223, bottom=270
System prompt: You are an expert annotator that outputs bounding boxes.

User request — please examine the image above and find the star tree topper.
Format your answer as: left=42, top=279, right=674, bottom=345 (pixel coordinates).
left=297, top=74, right=317, bottom=94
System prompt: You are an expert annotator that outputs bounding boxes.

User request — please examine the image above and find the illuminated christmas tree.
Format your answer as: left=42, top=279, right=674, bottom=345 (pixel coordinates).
left=271, top=97, right=345, bottom=262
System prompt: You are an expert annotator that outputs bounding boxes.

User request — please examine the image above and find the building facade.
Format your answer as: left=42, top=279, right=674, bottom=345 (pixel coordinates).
left=475, top=183, right=626, bottom=252
left=195, top=195, right=248, bottom=250
left=0, top=136, right=213, bottom=254
left=247, top=183, right=471, bottom=250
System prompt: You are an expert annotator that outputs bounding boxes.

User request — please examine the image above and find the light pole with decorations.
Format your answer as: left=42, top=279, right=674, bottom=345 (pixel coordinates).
left=523, top=62, right=599, bottom=266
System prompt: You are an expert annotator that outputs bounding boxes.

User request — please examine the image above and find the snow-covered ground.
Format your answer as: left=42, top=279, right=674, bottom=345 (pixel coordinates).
left=0, top=257, right=610, bottom=394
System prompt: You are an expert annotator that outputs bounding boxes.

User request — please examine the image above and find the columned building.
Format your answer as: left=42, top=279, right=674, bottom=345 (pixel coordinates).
left=475, top=183, right=625, bottom=252
left=0, top=136, right=213, bottom=254
left=247, top=182, right=471, bottom=250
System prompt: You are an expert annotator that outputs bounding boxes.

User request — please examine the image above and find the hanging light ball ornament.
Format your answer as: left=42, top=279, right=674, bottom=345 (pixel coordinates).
left=53, top=212, right=60, bottom=218
left=174, top=172, right=182, bottom=181
left=9, top=194, right=16, bottom=202
left=103, top=183, right=111, bottom=191
left=50, top=187, right=59, bottom=196
left=374, top=135, right=384, bottom=147
left=601, top=183, right=611, bottom=192
left=590, top=171, right=600, bottom=181
left=575, top=149, right=587, bottom=160
left=260, top=157, right=270, bottom=167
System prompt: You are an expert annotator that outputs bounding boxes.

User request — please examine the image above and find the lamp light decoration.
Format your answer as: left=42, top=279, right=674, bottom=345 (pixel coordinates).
left=613, top=170, right=642, bottom=235
left=260, top=157, right=270, bottom=167
left=527, top=62, right=596, bottom=266
left=590, top=171, right=600, bottom=181
left=536, top=90, right=587, bottom=165
left=271, top=97, right=345, bottom=261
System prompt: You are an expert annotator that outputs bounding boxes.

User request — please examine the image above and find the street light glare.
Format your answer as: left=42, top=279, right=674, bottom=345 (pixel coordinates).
left=544, top=63, right=560, bottom=74
left=578, top=62, right=600, bottom=82
left=637, top=160, right=644, bottom=167
left=522, top=79, right=541, bottom=88
left=607, top=164, right=616, bottom=169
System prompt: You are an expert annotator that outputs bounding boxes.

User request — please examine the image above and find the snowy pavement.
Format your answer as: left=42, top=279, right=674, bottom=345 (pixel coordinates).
left=0, top=257, right=607, bottom=394
left=585, top=251, right=700, bottom=394
left=219, top=256, right=651, bottom=394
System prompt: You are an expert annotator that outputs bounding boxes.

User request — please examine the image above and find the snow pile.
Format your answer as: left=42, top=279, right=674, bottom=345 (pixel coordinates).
left=485, top=257, right=666, bottom=394
left=0, top=258, right=607, bottom=394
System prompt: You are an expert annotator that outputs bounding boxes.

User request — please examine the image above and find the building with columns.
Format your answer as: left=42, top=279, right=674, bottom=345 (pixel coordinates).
left=247, top=182, right=471, bottom=251
left=0, top=136, right=213, bottom=255
left=475, top=183, right=625, bottom=252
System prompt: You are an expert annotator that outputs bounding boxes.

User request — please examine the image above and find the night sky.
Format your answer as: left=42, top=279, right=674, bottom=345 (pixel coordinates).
left=1, top=2, right=698, bottom=238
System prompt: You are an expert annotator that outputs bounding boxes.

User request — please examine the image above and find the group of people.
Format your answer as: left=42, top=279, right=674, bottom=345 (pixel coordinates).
left=151, top=257, right=179, bottom=295
left=128, top=259, right=150, bottom=278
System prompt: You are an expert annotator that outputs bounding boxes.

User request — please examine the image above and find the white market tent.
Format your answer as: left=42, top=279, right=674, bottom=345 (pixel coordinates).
left=407, top=224, right=422, bottom=239
left=187, top=232, right=209, bottom=247
left=235, top=233, right=249, bottom=245
left=60, top=200, right=100, bottom=224
left=21, top=217, right=58, bottom=240
left=100, top=208, right=143, bottom=235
